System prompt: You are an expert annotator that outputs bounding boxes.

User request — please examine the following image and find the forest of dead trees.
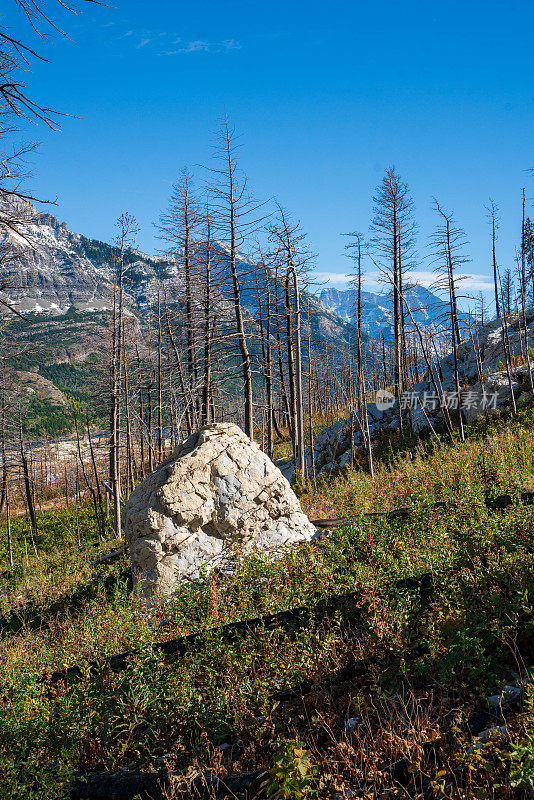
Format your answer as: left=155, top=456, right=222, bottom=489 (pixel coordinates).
left=0, top=3, right=533, bottom=557
left=0, top=144, right=533, bottom=559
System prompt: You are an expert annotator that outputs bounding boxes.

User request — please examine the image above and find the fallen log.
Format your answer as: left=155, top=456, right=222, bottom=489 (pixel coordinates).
left=48, top=573, right=435, bottom=685
left=49, top=603, right=315, bottom=683
left=269, top=656, right=377, bottom=702
left=101, top=481, right=126, bottom=508
left=89, top=546, right=127, bottom=567
left=311, top=500, right=451, bottom=529
left=70, top=767, right=266, bottom=800
left=311, top=493, right=534, bottom=531
left=80, top=496, right=531, bottom=572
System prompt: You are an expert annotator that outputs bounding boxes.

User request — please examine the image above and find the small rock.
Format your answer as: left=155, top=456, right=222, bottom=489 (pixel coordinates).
left=467, top=728, right=509, bottom=755
left=488, top=685, right=521, bottom=708
left=477, top=726, right=510, bottom=743
left=487, top=694, right=502, bottom=707
left=154, top=753, right=174, bottom=767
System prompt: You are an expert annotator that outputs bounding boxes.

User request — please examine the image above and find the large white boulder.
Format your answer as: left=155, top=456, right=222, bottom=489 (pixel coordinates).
left=123, top=423, right=317, bottom=598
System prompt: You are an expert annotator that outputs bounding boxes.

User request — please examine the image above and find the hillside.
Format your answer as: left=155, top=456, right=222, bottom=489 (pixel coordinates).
left=2, top=402, right=534, bottom=798
left=2, top=207, right=369, bottom=433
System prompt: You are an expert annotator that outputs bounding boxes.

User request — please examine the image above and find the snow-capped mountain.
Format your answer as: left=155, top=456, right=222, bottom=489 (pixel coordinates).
left=2, top=205, right=330, bottom=318
left=2, top=207, right=171, bottom=315
left=318, top=284, right=468, bottom=339
left=2, top=205, right=361, bottom=367
left=3, top=204, right=465, bottom=356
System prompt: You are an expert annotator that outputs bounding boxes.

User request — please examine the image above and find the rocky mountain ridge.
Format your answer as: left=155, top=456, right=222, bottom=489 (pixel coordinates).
left=2, top=206, right=357, bottom=354
left=2, top=208, right=170, bottom=315
left=3, top=206, right=454, bottom=347
left=319, top=284, right=469, bottom=339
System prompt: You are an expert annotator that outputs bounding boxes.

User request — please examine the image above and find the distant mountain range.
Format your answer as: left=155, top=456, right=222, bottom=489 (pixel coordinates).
left=0, top=206, right=476, bottom=435
left=318, top=285, right=467, bottom=339
left=1, top=206, right=362, bottom=385
left=4, top=206, right=464, bottom=341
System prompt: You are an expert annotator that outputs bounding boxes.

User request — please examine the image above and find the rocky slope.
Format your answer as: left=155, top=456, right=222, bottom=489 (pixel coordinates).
left=15, top=370, right=68, bottom=406
left=277, top=309, right=534, bottom=481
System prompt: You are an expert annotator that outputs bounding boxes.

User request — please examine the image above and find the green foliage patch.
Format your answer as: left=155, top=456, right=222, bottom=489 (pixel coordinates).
left=2, top=404, right=534, bottom=797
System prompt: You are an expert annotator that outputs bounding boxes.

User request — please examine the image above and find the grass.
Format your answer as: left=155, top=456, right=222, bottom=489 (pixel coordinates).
left=2, top=406, right=534, bottom=797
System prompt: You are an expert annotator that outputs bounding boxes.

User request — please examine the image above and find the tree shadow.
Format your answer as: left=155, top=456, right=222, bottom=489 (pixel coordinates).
left=0, top=561, right=132, bottom=637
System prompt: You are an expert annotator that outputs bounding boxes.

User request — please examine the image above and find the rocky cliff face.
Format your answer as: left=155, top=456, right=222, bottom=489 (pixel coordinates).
left=2, top=204, right=171, bottom=315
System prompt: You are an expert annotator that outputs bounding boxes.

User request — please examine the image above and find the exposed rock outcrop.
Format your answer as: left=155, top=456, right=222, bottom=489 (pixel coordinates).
left=277, top=309, right=534, bottom=482
left=15, top=370, right=68, bottom=406
left=123, top=423, right=317, bottom=598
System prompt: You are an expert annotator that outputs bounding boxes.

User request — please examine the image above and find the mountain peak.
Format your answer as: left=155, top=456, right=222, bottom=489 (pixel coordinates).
left=318, top=284, right=465, bottom=338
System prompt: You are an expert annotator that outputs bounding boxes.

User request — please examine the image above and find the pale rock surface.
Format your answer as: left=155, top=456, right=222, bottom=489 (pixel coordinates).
left=123, top=423, right=317, bottom=598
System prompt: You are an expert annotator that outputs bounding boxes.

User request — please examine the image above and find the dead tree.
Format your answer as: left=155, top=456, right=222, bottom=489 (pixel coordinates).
left=159, top=169, right=201, bottom=422
left=73, top=412, right=105, bottom=540
left=502, top=269, right=514, bottom=317
left=108, top=213, right=138, bottom=539
left=431, top=201, right=469, bottom=442
left=207, top=119, right=266, bottom=439
left=521, top=189, right=527, bottom=309
left=524, top=216, right=534, bottom=302
left=486, top=199, right=501, bottom=319
left=254, top=247, right=274, bottom=457
left=516, top=246, right=534, bottom=395
left=199, top=209, right=214, bottom=425
left=369, top=167, right=416, bottom=400
left=18, top=413, right=38, bottom=553
left=346, top=232, right=374, bottom=477
left=0, top=1, right=103, bottom=235
left=268, top=206, right=313, bottom=478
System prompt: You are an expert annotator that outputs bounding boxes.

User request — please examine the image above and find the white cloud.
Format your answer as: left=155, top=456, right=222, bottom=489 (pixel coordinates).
left=222, top=39, right=241, bottom=50
left=312, top=271, right=353, bottom=286
left=136, top=38, right=152, bottom=49
left=163, top=39, right=241, bottom=55
left=312, top=269, right=495, bottom=294
left=454, top=275, right=495, bottom=292
left=178, top=40, right=211, bottom=53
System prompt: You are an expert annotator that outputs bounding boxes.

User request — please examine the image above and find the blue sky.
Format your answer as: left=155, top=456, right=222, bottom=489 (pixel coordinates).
left=3, top=0, right=534, bottom=306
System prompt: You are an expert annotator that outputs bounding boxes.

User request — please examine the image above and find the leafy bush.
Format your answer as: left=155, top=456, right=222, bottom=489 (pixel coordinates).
left=267, top=741, right=316, bottom=799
